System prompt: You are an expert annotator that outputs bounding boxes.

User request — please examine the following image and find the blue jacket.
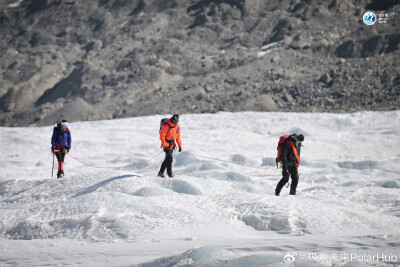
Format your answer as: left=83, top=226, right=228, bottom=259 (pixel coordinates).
left=51, top=123, right=72, bottom=151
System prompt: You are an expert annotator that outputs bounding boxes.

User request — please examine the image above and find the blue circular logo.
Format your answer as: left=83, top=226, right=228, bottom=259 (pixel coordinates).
left=363, top=11, right=376, bottom=25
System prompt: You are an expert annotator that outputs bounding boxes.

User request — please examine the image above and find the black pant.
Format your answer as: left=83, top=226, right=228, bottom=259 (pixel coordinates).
left=55, top=151, right=66, bottom=162
left=159, top=148, right=174, bottom=176
left=275, top=165, right=299, bottom=195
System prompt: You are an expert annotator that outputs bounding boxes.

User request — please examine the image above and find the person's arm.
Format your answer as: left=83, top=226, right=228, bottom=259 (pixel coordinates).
left=297, top=144, right=301, bottom=158
left=281, top=141, right=289, bottom=171
left=176, top=124, right=182, bottom=149
left=160, top=124, right=169, bottom=148
left=67, top=130, right=72, bottom=152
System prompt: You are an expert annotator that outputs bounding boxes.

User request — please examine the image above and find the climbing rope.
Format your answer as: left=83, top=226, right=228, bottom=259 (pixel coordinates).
left=67, top=151, right=164, bottom=169
left=180, top=151, right=276, bottom=170
left=67, top=150, right=276, bottom=170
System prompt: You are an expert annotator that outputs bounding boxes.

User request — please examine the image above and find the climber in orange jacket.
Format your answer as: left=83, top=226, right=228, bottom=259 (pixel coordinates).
left=158, top=114, right=182, bottom=178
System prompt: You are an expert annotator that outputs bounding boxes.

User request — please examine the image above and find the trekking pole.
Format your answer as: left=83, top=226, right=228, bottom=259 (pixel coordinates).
left=51, top=153, right=55, bottom=179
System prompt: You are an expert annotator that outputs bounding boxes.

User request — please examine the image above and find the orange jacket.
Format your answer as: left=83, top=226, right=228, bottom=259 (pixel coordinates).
left=160, top=119, right=182, bottom=148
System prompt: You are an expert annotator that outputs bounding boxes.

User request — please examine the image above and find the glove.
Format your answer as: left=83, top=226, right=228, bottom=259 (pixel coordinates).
left=163, top=147, right=169, bottom=153
left=179, top=147, right=182, bottom=152
left=64, top=150, right=69, bottom=154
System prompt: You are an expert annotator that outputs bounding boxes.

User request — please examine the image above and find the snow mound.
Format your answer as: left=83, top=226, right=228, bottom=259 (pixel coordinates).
left=143, top=246, right=288, bottom=267
left=382, top=181, right=400, bottom=189
left=199, top=162, right=222, bottom=171
left=159, top=179, right=202, bottom=195
left=224, top=172, right=251, bottom=182
left=174, top=151, right=200, bottom=166
left=142, top=246, right=237, bottom=266
left=239, top=213, right=292, bottom=234
left=338, top=160, right=378, bottom=170
left=261, top=157, right=276, bottom=167
left=5, top=221, right=44, bottom=240
left=240, top=214, right=269, bottom=231
left=133, top=187, right=174, bottom=197
left=231, top=154, right=254, bottom=165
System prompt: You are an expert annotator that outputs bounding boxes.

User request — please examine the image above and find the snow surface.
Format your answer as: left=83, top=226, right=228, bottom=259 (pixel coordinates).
left=8, top=0, right=24, bottom=8
left=258, top=42, right=281, bottom=58
left=0, top=111, right=399, bottom=266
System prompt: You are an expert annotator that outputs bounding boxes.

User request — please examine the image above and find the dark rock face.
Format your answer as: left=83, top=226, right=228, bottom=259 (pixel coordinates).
left=0, top=0, right=399, bottom=126
left=336, top=34, right=400, bottom=58
left=36, top=63, right=84, bottom=106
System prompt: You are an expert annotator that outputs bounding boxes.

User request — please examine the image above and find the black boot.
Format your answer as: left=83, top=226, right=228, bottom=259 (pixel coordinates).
left=57, top=170, right=64, bottom=178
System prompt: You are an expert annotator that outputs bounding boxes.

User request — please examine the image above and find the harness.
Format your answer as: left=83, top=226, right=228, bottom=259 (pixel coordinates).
left=167, top=123, right=177, bottom=146
left=165, top=139, right=176, bottom=146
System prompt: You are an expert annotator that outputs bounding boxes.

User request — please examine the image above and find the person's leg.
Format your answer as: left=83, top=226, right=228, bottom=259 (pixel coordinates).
left=159, top=149, right=173, bottom=174
left=275, top=169, right=290, bottom=195
left=55, top=151, right=62, bottom=177
left=60, top=151, right=65, bottom=175
left=159, top=155, right=167, bottom=174
left=165, top=149, right=174, bottom=176
left=289, top=167, right=299, bottom=195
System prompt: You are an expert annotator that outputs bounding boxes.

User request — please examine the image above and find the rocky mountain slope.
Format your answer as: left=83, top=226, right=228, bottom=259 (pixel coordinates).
left=0, top=0, right=399, bottom=126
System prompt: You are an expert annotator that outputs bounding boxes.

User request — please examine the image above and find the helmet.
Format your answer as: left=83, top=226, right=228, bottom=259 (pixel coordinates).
left=171, top=114, right=179, bottom=124
left=61, top=120, right=68, bottom=131
left=291, top=133, right=304, bottom=143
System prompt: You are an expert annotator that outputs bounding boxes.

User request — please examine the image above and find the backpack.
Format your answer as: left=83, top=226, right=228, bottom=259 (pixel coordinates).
left=276, top=135, right=289, bottom=168
left=159, top=118, right=177, bottom=134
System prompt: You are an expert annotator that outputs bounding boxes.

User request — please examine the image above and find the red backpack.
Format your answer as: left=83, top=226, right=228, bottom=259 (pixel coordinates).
left=276, top=135, right=289, bottom=168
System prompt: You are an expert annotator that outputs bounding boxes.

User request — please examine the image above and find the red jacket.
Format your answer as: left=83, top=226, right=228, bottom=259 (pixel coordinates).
left=160, top=119, right=182, bottom=148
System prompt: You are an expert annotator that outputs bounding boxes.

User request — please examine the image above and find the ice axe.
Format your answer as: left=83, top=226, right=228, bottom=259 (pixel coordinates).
left=51, top=152, right=55, bottom=178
